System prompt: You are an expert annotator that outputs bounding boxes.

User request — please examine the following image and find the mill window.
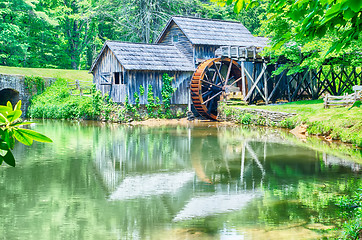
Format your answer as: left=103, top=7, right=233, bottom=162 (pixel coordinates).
left=114, top=72, right=125, bottom=85
left=172, top=34, right=179, bottom=43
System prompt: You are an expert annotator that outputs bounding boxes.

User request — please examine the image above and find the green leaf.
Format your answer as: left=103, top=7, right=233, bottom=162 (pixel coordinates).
left=348, top=0, right=362, bottom=12
left=246, top=0, right=259, bottom=10
left=226, top=0, right=233, bottom=5
left=13, top=129, right=33, bottom=146
left=325, top=3, right=342, bottom=17
left=0, top=140, right=9, bottom=151
left=343, top=8, right=355, bottom=20
left=272, top=39, right=288, bottom=50
left=4, top=131, right=14, bottom=149
left=288, top=10, right=303, bottom=21
left=15, top=128, right=52, bottom=143
left=0, top=155, right=3, bottom=165
left=6, top=101, right=12, bottom=109
left=3, top=150, right=15, bottom=167
left=11, top=121, right=34, bottom=127
left=234, top=0, right=245, bottom=13
left=7, top=110, right=22, bottom=123
left=0, top=113, right=6, bottom=124
left=14, top=100, right=21, bottom=111
left=0, top=149, right=7, bottom=157
left=0, top=105, right=12, bottom=115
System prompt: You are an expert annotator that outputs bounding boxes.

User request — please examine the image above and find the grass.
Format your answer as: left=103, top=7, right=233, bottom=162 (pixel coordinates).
left=227, top=99, right=362, bottom=147
left=0, top=66, right=92, bottom=82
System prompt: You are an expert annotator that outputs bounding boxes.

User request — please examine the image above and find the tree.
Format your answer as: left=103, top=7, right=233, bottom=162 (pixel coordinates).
left=215, top=0, right=362, bottom=73
left=0, top=0, right=29, bottom=66
left=54, top=0, right=98, bottom=69
left=217, top=0, right=362, bottom=54
left=0, top=101, right=52, bottom=167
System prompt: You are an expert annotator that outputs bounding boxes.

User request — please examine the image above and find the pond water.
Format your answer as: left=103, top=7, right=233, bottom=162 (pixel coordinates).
left=0, top=121, right=361, bottom=240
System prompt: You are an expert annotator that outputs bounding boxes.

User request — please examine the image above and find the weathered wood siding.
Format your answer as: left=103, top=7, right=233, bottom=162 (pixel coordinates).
left=92, top=47, right=127, bottom=101
left=194, top=45, right=219, bottom=65
left=126, top=71, right=192, bottom=105
left=158, top=23, right=193, bottom=63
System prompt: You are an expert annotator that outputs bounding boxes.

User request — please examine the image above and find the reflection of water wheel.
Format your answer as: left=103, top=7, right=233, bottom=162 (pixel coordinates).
left=190, top=58, right=247, bottom=120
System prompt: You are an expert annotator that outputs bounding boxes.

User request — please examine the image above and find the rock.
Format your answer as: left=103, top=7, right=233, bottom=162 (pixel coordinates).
left=290, top=124, right=308, bottom=140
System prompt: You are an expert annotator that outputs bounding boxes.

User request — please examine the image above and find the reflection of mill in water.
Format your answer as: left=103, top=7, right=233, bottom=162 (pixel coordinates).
left=191, top=129, right=267, bottom=190
left=93, top=126, right=361, bottom=222
left=93, top=126, right=273, bottom=220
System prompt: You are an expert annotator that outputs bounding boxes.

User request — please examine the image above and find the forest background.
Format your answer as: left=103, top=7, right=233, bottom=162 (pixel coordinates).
left=0, top=0, right=264, bottom=70
left=1, top=0, right=361, bottom=73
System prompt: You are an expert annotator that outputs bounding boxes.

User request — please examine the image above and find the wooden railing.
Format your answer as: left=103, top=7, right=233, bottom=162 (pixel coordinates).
left=67, top=80, right=93, bottom=96
left=324, top=85, right=362, bottom=108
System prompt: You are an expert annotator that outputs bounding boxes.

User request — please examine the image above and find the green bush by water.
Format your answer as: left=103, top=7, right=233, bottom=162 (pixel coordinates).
left=28, top=77, right=185, bottom=122
left=28, top=79, right=103, bottom=120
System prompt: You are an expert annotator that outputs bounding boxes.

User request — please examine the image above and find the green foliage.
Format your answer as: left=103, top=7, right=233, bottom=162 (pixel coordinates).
left=124, top=96, right=133, bottom=113
left=24, top=76, right=45, bottom=96
left=146, top=85, right=160, bottom=118
left=139, top=85, right=145, bottom=96
left=0, top=0, right=266, bottom=70
left=348, top=101, right=362, bottom=110
left=279, top=117, right=297, bottom=129
left=28, top=79, right=103, bottom=120
left=240, top=112, right=252, bottom=125
left=134, top=92, right=140, bottom=109
left=218, top=0, right=362, bottom=74
left=161, top=73, right=176, bottom=118
left=0, top=100, right=52, bottom=167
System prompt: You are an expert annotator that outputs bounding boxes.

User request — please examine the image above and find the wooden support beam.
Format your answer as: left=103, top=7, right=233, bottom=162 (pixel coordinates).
left=241, top=61, right=246, bottom=98
left=225, top=60, right=233, bottom=85
left=291, top=70, right=310, bottom=100
left=244, top=63, right=267, bottom=101
left=264, top=62, right=268, bottom=104
left=268, top=70, right=286, bottom=101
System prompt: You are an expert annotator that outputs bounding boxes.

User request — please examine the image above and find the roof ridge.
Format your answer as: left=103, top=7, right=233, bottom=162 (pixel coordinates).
left=106, top=40, right=175, bottom=47
left=172, top=15, right=244, bottom=24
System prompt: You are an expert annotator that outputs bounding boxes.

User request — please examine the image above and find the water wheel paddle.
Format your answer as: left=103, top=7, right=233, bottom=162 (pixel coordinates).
left=190, top=58, right=246, bottom=120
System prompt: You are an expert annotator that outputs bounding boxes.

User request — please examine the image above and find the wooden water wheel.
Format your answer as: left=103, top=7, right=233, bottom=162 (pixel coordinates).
left=190, top=58, right=247, bottom=120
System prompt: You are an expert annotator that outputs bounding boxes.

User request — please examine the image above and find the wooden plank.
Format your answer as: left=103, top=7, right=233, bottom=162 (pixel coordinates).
left=264, top=62, right=268, bottom=104
left=241, top=61, right=246, bottom=98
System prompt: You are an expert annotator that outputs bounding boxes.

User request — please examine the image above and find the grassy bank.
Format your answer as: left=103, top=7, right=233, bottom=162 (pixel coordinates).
left=223, top=99, right=362, bottom=147
left=0, top=66, right=92, bottom=82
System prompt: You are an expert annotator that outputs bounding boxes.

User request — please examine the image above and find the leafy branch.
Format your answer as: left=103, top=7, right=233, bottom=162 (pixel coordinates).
left=0, top=100, right=52, bottom=167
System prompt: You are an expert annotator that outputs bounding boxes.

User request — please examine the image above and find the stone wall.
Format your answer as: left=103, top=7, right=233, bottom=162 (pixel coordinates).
left=219, top=105, right=297, bottom=125
left=234, top=107, right=296, bottom=123
left=0, top=74, right=55, bottom=116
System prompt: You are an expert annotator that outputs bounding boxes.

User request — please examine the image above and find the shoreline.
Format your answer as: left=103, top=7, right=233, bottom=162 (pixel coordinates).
left=219, top=101, right=362, bottom=148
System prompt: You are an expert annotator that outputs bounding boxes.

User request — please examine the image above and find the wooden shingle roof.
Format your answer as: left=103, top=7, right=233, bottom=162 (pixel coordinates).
left=156, top=16, right=264, bottom=47
left=90, top=41, right=195, bottom=72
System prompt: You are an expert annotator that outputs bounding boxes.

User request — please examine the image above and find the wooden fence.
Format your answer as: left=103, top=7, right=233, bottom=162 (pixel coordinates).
left=67, top=80, right=93, bottom=96
left=324, top=85, right=362, bottom=108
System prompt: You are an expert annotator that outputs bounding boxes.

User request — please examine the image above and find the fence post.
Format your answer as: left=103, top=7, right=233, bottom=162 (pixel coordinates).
left=324, top=94, right=328, bottom=108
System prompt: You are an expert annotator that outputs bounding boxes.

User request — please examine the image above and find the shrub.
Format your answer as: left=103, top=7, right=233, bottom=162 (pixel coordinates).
left=28, top=78, right=109, bottom=120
